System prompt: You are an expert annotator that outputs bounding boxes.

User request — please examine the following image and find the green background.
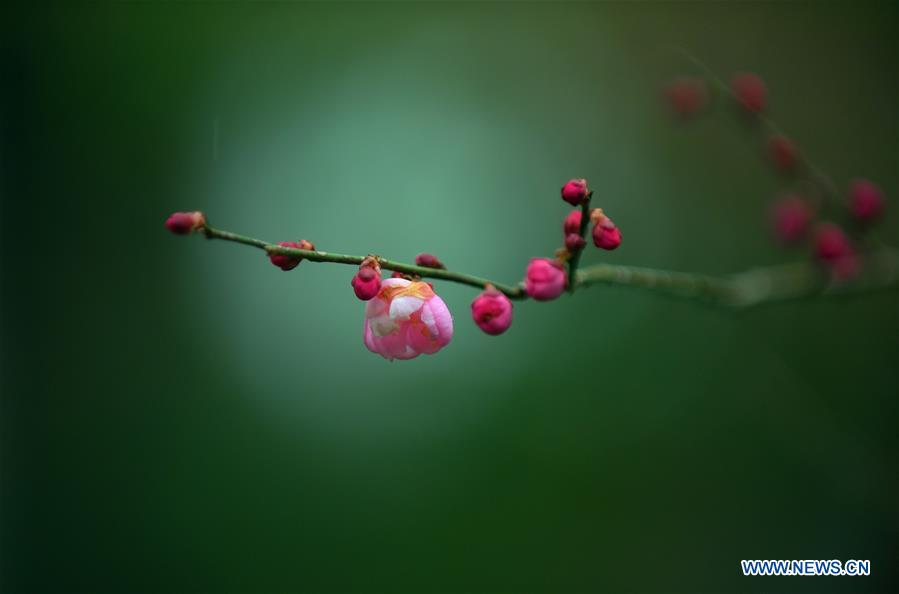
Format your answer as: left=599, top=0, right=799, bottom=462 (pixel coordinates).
left=2, top=1, right=896, bottom=592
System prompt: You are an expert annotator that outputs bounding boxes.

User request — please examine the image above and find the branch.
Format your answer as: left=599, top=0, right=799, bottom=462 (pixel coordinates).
left=201, top=223, right=898, bottom=309
left=203, top=225, right=528, bottom=299
left=576, top=247, right=899, bottom=308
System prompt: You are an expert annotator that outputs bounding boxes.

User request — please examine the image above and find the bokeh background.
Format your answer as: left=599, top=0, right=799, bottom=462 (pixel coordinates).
left=2, top=1, right=897, bottom=592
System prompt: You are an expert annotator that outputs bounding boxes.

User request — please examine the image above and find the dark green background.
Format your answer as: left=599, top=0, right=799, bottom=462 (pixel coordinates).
left=2, top=1, right=896, bottom=592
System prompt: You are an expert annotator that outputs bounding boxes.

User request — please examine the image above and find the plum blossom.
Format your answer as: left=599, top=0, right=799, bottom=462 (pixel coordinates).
left=363, top=278, right=453, bottom=360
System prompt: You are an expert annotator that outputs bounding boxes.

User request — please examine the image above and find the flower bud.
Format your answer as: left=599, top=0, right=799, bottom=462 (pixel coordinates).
left=565, top=233, right=586, bottom=252
left=664, top=78, right=708, bottom=118
left=814, top=223, right=851, bottom=263
left=524, top=258, right=567, bottom=301
left=269, top=239, right=314, bottom=271
left=563, top=209, right=582, bottom=235
left=731, top=72, right=766, bottom=113
left=770, top=195, right=812, bottom=243
left=415, top=253, right=445, bottom=269
left=351, top=257, right=382, bottom=301
left=848, top=179, right=884, bottom=223
left=471, top=286, right=513, bottom=336
left=591, top=210, right=622, bottom=251
left=767, top=135, right=799, bottom=172
left=165, top=211, right=205, bottom=235
left=561, top=179, right=589, bottom=206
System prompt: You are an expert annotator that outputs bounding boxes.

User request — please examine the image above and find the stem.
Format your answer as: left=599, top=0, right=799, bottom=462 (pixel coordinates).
left=203, top=224, right=527, bottom=299
left=567, top=192, right=592, bottom=293
left=200, top=222, right=899, bottom=309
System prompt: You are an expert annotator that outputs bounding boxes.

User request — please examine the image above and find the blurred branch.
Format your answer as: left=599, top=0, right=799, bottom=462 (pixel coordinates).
left=203, top=223, right=898, bottom=309
left=575, top=247, right=899, bottom=308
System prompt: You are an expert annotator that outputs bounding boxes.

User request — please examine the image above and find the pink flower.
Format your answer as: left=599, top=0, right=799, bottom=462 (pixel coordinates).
left=767, top=135, right=799, bottom=172
left=351, top=261, right=382, bottom=301
left=415, top=253, right=445, bottom=269
left=524, top=258, right=567, bottom=301
left=770, top=195, right=812, bottom=243
left=363, top=278, right=453, bottom=360
left=269, top=239, right=314, bottom=271
left=591, top=210, right=622, bottom=251
left=561, top=179, right=590, bottom=206
left=731, top=72, right=767, bottom=113
left=848, top=179, right=884, bottom=222
left=471, top=286, right=513, bottom=336
left=664, top=78, right=708, bottom=118
left=165, top=211, right=205, bottom=235
left=563, top=209, right=582, bottom=235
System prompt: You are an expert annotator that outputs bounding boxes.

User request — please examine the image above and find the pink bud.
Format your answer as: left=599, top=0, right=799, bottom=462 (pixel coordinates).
left=165, top=211, right=205, bottom=235
left=415, top=253, right=445, bottom=269
left=767, top=135, right=799, bottom=172
left=565, top=233, right=586, bottom=252
left=269, top=239, right=314, bottom=271
left=664, top=78, right=708, bottom=118
left=814, top=223, right=851, bottom=263
left=770, top=195, right=812, bottom=243
left=561, top=179, right=589, bottom=206
left=351, top=264, right=382, bottom=301
left=731, top=72, right=767, bottom=113
left=391, top=271, right=407, bottom=279
left=848, top=179, right=884, bottom=222
left=524, top=258, right=567, bottom=301
left=471, top=286, right=513, bottom=336
left=563, top=209, right=582, bottom=235
left=592, top=216, right=622, bottom=250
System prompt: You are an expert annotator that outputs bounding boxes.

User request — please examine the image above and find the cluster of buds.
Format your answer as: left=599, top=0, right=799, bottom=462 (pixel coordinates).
left=665, top=69, right=887, bottom=282
left=518, top=178, right=625, bottom=302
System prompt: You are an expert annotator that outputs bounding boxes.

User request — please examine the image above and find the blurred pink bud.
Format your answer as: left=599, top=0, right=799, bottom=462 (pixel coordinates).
left=814, top=223, right=852, bottom=263
left=592, top=216, right=622, bottom=250
left=165, top=211, right=205, bottom=235
left=771, top=195, right=812, bottom=243
left=471, top=286, right=513, bottom=336
left=363, top=278, right=453, bottom=360
left=830, top=251, right=861, bottom=282
left=391, top=271, right=407, bottom=279
left=524, top=258, right=567, bottom=301
left=351, top=263, right=382, bottom=301
left=664, top=78, right=708, bottom=118
left=767, top=135, right=799, bottom=172
left=269, top=239, right=314, bottom=271
left=563, top=209, right=582, bottom=235
left=731, top=72, right=767, bottom=113
left=561, top=179, right=590, bottom=206
left=415, top=253, right=445, bottom=269
left=848, top=179, right=884, bottom=222
left=565, top=233, right=586, bottom=252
